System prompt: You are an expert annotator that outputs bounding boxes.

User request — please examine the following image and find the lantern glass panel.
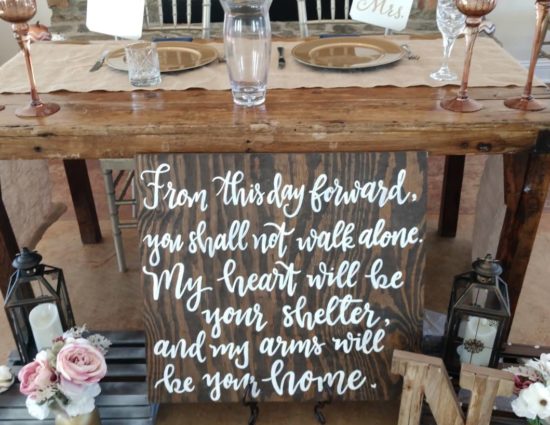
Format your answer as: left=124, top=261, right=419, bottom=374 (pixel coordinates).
left=4, top=250, right=75, bottom=364
left=444, top=310, right=505, bottom=370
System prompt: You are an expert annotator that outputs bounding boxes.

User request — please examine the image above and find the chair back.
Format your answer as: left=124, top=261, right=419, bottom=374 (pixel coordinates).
left=144, top=0, right=212, bottom=39
left=297, top=0, right=404, bottom=37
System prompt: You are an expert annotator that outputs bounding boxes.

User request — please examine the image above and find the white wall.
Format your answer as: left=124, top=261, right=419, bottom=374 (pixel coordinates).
left=0, top=0, right=52, bottom=65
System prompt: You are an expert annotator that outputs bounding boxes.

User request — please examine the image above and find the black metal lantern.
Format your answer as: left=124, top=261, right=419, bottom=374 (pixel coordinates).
left=3, top=248, right=75, bottom=364
left=443, top=254, right=511, bottom=374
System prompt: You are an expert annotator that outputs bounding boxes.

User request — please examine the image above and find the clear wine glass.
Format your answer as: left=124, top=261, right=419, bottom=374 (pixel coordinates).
left=440, top=0, right=498, bottom=112
left=0, top=0, right=60, bottom=117
left=430, top=0, right=466, bottom=81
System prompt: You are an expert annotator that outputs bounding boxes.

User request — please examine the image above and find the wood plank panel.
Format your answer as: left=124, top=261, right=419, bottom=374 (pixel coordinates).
left=137, top=152, right=427, bottom=403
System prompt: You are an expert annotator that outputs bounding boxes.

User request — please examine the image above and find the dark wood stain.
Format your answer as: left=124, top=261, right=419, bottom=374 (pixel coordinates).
left=137, top=152, right=427, bottom=403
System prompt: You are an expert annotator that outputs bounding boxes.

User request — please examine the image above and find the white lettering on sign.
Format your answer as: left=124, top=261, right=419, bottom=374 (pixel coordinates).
left=262, top=360, right=367, bottom=396
left=138, top=153, right=426, bottom=402
left=350, top=0, right=414, bottom=32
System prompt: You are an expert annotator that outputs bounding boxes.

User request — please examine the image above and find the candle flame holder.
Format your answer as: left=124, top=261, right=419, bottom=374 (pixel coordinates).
left=440, top=0, right=498, bottom=113
left=0, top=0, right=60, bottom=118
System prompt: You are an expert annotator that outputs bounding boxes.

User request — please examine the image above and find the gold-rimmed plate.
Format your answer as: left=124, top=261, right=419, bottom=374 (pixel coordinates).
left=105, top=41, right=218, bottom=73
left=291, top=37, right=405, bottom=70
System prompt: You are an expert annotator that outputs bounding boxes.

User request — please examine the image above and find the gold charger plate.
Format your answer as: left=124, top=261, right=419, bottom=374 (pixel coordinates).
left=106, top=41, right=218, bottom=73
left=291, top=37, right=405, bottom=70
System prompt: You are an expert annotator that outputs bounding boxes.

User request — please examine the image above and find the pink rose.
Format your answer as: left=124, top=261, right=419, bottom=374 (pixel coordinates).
left=18, top=358, right=57, bottom=398
left=56, top=339, right=107, bottom=385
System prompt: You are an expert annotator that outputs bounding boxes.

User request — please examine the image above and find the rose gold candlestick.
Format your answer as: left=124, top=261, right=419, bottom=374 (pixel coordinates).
left=0, top=0, right=59, bottom=118
left=441, top=0, right=498, bottom=113
left=504, top=0, right=550, bottom=111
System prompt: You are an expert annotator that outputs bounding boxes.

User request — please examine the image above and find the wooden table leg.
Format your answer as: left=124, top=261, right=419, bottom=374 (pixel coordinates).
left=0, top=185, right=19, bottom=297
left=63, top=159, right=102, bottom=244
left=497, top=131, right=550, bottom=321
left=438, top=155, right=465, bottom=237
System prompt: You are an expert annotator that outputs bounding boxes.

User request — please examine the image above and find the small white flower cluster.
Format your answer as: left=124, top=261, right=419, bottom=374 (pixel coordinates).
left=507, top=353, right=550, bottom=424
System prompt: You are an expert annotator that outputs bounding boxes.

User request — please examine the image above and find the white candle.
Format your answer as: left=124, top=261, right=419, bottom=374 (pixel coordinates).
left=28, top=303, right=63, bottom=351
left=459, top=316, right=497, bottom=366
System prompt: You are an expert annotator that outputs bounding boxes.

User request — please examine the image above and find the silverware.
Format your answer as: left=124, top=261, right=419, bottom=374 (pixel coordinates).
left=400, top=44, right=420, bottom=60
left=89, top=50, right=109, bottom=72
left=277, top=46, right=285, bottom=69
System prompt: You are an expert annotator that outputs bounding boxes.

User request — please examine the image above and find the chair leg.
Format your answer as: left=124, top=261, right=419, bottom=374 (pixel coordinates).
left=101, top=168, right=127, bottom=273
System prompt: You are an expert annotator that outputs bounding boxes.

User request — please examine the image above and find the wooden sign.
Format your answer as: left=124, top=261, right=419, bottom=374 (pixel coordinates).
left=137, top=152, right=427, bottom=403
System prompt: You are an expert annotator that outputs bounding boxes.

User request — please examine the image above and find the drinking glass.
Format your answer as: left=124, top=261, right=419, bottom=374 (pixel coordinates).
left=430, top=0, right=466, bottom=81
left=125, top=42, right=161, bottom=87
left=0, top=0, right=60, bottom=117
left=220, top=0, right=272, bottom=107
left=440, top=0, right=497, bottom=113
left=504, top=0, right=550, bottom=111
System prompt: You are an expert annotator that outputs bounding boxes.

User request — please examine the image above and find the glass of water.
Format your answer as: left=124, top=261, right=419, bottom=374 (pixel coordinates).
left=125, top=42, right=161, bottom=87
left=430, top=0, right=466, bottom=81
left=221, top=0, right=272, bottom=107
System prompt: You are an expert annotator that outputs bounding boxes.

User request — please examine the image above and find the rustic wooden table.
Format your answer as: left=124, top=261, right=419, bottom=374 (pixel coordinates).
left=0, top=86, right=548, bottom=329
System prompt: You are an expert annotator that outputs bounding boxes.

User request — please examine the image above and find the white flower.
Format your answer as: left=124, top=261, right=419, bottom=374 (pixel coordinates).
left=25, top=397, right=50, bottom=420
left=63, top=397, right=96, bottom=417
left=35, top=350, right=49, bottom=362
left=59, top=380, right=101, bottom=401
left=511, top=383, right=550, bottom=420
left=0, top=365, right=12, bottom=382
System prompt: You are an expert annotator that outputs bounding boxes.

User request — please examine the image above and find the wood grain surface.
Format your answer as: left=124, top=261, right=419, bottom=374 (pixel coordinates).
left=137, top=152, right=426, bottom=403
left=0, top=86, right=547, bottom=159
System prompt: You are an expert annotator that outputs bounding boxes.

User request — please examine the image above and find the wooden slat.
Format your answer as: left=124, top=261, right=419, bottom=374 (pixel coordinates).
left=0, top=405, right=153, bottom=420
left=105, top=346, right=145, bottom=361
left=0, top=420, right=153, bottom=425
left=0, top=382, right=149, bottom=408
left=0, top=87, right=547, bottom=159
left=8, top=363, right=146, bottom=380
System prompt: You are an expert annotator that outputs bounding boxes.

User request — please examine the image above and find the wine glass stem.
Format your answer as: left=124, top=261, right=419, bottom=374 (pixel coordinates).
left=458, top=20, right=481, bottom=100
left=12, top=23, right=42, bottom=107
left=521, top=1, right=550, bottom=100
left=440, top=34, right=456, bottom=71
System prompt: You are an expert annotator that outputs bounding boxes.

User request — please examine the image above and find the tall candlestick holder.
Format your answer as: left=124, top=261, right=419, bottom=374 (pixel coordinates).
left=504, top=0, right=550, bottom=111
left=440, top=0, right=498, bottom=113
left=0, top=0, right=60, bottom=118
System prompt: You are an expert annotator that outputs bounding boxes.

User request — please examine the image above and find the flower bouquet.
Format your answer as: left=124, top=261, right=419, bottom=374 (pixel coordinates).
left=18, top=326, right=110, bottom=421
left=505, top=353, right=550, bottom=425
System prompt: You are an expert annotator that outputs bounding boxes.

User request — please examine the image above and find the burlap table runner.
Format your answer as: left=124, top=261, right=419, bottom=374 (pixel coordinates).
left=0, top=36, right=538, bottom=93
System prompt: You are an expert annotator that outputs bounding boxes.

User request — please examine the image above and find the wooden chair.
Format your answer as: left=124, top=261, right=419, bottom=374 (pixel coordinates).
left=295, top=0, right=394, bottom=37
left=143, top=0, right=212, bottom=38
left=100, top=159, right=137, bottom=273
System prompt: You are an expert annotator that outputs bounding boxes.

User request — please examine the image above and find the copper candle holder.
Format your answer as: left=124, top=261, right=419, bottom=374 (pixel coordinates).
left=440, top=0, right=498, bottom=113
left=0, top=0, right=60, bottom=118
left=504, top=0, right=550, bottom=112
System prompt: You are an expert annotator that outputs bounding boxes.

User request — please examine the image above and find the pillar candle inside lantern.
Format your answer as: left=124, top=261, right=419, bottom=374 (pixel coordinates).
left=28, top=303, right=63, bottom=351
